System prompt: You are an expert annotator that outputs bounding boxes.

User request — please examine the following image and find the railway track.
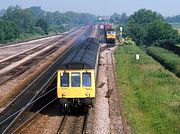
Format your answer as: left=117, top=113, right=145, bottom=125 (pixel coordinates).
left=57, top=113, right=88, bottom=134
left=0, top=35, right=63, bottom=70
left=0, top=26, right=93, bottom=134
left=0, top=27, right=79, bottom=66
left=0, top=87, right=57, bottom=133
left=0, top=27, right=77, bottom=52
left=0, top=28, right=83, bottom=85
left=0, top=41, right=65, bottom=85
left=8, top=99, right=88, bottom=134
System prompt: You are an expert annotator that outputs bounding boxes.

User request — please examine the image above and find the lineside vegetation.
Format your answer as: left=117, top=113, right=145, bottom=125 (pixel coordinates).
left=115, top=45, right=180, bottom=134
left=0, top=6, right=95, bottom=44
left=147, top=47, right=180, bottom=77
left=170, top=23, right=180, bottom=34
left=123, top=9, right=180, bottom=47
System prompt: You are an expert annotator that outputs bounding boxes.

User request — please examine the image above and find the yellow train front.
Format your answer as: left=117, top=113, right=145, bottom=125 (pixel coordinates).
left=105, top=29, right=116, bottom=44
left=57, top=38, right=99, bottom=111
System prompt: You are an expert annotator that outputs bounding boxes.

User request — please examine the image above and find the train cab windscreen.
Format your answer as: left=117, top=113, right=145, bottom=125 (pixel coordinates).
left=61, top=73, right=69, bottom=87
left=60, top=71, right=92, bottom=88
left=107, top=31, right=111, bottom=34
left=71, top=73, right=80, bottom=87
left=111, top=31, right=116, bottom=35
left=82, top=72, right=91, bottom=87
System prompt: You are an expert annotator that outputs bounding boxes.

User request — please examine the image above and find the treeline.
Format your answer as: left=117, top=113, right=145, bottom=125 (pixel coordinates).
left=117, top=9, right=180, bottom=47
left=110, top=12, right=128, bottom=24
left=0, top=9, right=5, bottom=16
left=0, top=6, right=95, bottom=43
left=166, top=15, right=180, bottom=23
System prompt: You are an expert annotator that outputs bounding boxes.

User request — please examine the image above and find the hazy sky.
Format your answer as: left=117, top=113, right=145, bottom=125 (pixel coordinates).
left=0, top=0, right=180, bottom=16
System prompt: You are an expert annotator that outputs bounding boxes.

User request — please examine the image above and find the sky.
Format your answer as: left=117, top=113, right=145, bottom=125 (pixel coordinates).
left=0, top=0, right=180, bottom=16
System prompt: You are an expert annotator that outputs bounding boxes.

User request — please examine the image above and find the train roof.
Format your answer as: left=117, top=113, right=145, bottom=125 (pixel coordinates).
left=105, top=28, right=115, bottom=31
left=60, top=38, right=99, bottom=69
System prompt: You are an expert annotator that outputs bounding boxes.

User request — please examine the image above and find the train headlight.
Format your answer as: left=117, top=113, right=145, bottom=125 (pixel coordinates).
left=85, top=92, right=90, bottom=97
left=62, top=92, right=66, bottom=96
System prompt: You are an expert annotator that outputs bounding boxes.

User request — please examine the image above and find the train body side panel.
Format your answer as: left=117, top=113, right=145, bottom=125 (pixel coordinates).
left=57, top=69, right=95, bottom=98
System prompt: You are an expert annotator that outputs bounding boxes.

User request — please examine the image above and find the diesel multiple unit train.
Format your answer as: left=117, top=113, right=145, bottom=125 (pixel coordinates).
left=57, top=38, right=100, bottom=111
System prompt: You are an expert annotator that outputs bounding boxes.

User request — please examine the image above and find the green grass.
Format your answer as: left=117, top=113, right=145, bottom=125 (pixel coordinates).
left=146, top=47, right=180, bottom=77
left=115, top=45, right=180, bottom=134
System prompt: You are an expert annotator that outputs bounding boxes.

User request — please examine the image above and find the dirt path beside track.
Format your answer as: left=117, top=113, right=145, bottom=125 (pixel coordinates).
left=93, top=43, right=127, bottom=134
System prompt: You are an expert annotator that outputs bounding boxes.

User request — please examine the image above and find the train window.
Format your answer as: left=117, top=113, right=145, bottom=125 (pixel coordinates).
left=82, top=73, right=91, bottom=87
left=111, top=31, right=116, bottom=34
left=107, top=31, right=111, bottom=34
left=71, top=73, right=80, bottom=87
left=60, top=73, right=69, bottom=87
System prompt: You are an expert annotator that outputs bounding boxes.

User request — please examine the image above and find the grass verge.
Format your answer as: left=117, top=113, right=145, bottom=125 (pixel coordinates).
left=115, top=45, right=180, bottom=134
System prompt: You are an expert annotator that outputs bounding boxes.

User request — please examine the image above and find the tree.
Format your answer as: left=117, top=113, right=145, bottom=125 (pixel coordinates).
left=36, top=19, right=48, bottom=35
left=146, top=20, right=179, bottom=45
left=166, top=15, right=180, bottom=23
left=128, top=9, right=164, bottom=25
left=126, top=23, right=147, bottom=45
left=111, top=12, right=128, bottom=24
left=125, top=9, right=179, bottom=46
left=0, top=9, right=5, bottom=17
left=0, top=20, right=20, bottom=43
left=27, top=6, right=44, bottom=17
left=3, top=6, right=35, bottom=33
left=121, top=12, right=128, bottom=23
left=0, top=5, right=95, bottom=42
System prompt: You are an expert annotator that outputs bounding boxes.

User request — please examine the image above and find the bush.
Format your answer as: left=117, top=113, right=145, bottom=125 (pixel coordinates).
left=0, top=20, right=20, bottom=43
left=147, top=46, right=180, bottom=77
left=123, top=38, right=136, bottom=45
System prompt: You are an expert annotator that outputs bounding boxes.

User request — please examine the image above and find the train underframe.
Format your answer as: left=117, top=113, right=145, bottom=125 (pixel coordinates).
left=59, top=98, right=93, bottom=113
left=106, top=38, right=115, bottom=44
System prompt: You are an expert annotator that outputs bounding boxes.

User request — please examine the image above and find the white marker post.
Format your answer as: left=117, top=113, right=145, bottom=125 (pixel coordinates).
left=119, top=27, right=123, bottom=41
left=135, top=54, right=140, bottom=60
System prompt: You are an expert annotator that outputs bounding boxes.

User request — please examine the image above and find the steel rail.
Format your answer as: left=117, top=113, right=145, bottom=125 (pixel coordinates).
left=0, top=27, right=82, bottom=68
left=81, top=112, right=88, bottom=134
left=57, top=113, right=88, bottom=134
left=12, top=98, right=57, bottom=134
left=0, top=26, right=87, bottom=115
left=0, top=87, right=56, bottom=125
left=0, top=27, right=83, bottom=85
left=0, top=26, right=92, bottom=134
left=0, top=27, right=78, bottom=50
left=57, top=115, right=67, bottom=134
